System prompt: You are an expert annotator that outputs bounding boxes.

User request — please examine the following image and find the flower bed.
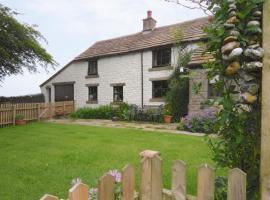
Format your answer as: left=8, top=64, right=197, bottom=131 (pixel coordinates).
left=178, top=110, right=217, bottom=134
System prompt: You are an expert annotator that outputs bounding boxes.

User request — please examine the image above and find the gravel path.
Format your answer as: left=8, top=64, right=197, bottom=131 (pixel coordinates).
left=48, top=118, right=207, bottom=137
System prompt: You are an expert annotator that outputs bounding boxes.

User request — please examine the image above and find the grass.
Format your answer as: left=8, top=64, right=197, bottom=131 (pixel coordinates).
left=0, top=122, right=217, bottom=200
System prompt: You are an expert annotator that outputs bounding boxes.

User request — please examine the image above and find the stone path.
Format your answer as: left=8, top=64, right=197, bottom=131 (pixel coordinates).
left=48, top=118, right=207, bottom=137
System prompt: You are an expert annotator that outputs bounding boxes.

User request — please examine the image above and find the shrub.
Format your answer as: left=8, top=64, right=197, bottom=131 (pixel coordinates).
left=15, top=114, right=24, bottom=120
left=70, top=103, right=129, bottom=120
left=178, top=110, right=217, bottom=134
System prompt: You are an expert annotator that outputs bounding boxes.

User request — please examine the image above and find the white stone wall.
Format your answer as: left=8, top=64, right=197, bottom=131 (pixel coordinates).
left=40, top=44, right=205, bottom=112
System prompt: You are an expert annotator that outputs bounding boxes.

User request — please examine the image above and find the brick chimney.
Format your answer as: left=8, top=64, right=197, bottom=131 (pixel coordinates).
left=143, top=10, right=156, bottom=32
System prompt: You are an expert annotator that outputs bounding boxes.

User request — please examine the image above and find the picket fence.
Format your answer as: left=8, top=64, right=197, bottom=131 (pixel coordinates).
left=40, top=150, right=246, bottom=200
left=0, top=101, right=74, bottom=126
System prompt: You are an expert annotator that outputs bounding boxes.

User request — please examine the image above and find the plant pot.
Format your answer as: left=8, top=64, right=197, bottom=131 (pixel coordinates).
left=55, top=109, right=65, bottom=117
left=15, top=119, right=26, bottom=125
left=164, top=115, right=173, bottom=123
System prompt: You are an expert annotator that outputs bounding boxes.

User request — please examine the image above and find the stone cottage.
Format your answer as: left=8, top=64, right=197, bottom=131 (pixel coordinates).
left=40, top=11, right=214, bottom=114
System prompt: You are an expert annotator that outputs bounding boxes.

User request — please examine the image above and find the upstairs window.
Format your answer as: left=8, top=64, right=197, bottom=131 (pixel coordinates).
left=88, top=86, right=98, bottom=101
left=88, top=60, right=98, bottom=75
left=152, top=80, right=168, bottom=98
left=113, top=86, right=123, bottom=102
left=152, top=48, right=171, bottom=67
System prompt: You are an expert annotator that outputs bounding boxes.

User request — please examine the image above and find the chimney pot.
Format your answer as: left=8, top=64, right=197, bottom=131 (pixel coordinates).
left=147, top=10, right=152, bottom=18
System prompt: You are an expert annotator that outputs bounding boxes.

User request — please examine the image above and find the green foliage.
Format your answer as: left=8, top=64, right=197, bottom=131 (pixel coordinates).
left=165, top=34, right=192, bottom=122
left=203, top=0, right=262, bottom=199
left=0, top=4, right=56, bottom=80
left=70, top=104, right=126, bottom=120
left=15, top=114, right=24, bottom=120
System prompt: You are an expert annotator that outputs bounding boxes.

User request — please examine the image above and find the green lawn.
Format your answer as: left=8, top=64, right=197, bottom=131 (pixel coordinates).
left=0, top=122, right=216, bottom=200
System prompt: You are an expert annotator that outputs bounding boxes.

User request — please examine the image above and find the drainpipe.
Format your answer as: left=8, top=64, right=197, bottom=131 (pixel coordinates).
left=141, top=51, right=144, bottom=108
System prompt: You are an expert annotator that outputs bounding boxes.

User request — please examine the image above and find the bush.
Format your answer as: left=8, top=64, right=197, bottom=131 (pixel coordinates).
left=70, top=103, right=129, bottom=120
left=126, top=105, right=163, bottom=123
left=178, top=110, right=217, bottom=134
left=165, top=76, right=189, bottom=122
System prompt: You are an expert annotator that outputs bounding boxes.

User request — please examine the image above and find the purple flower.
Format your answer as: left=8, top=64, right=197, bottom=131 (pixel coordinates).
left=89, top=187, right=98, bottom=195
left=108, top=169, right=121, bottom=183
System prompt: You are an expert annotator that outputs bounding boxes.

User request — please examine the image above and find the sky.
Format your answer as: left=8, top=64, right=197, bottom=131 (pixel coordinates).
left=0, top=0, right=206, bottom=96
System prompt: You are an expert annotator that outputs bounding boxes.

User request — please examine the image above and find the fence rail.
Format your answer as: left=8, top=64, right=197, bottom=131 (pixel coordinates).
left=0, top=101, right=74, bottom=126
left=41, top=150, right=246, bottom=200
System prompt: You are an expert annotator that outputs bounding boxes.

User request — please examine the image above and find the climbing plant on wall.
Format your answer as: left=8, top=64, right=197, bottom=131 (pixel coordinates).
left=165, top=0, right=264, bottom=199
left=203, top=0, right=263, bottom=199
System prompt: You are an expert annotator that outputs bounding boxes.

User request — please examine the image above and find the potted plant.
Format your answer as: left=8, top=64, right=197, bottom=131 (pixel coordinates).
left=55, top=108, right=65, bottom=118
left=15, top=114, right=26, bottom=125
left=163, top=104, right=173, bottom=123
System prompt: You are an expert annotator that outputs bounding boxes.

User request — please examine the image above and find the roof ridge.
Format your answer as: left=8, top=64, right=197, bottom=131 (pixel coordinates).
left=93, top=16, right=209, bottom=44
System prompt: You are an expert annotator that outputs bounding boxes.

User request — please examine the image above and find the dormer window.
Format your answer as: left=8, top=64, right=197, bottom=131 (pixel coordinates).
left=88, top=60, right=98, bottom=75
left=152, top=48, right=171, bottom=67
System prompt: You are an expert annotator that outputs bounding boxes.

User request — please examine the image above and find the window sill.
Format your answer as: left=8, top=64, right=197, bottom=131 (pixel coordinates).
left=86, top=100, right=98, bottom=104
left=85, top=74, right=99, bottom=79
left=149, top=66, right=173, bottom=71
left=110, top=101, right=124, bottom=105
left=149, top=98, right=165, bottom=102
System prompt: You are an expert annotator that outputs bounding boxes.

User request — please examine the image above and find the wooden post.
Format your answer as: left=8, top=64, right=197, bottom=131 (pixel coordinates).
left=68, top=182, right=89, bottom=200
left=261, top=0, right=270, bottom=199
left=197, top=164, right=215, bottom=200
left=227, top=168, right=246, bottom=200
left=12, top=106, right=16, bottom=126
left=37, top=104, right=40, bottom=121
left=98, top=174, right=115, bottom=200
left=172, top=160, right=186, bottom=200
left=139, top=150, right=163, bottom=200
left=40, top=194, right=59, bottom=200
left=122, top=165, right=135, bottom=200
left=63, top=101, right=66, bottom=115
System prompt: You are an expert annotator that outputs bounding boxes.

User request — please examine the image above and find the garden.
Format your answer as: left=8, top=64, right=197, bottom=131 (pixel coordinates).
left=0, top=122, right=218, bottom=200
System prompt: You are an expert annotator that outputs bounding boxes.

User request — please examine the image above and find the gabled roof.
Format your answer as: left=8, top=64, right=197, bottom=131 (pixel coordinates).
left=75, top=16, right=210, bottom=60
left=40, top=16, right=211, bottom=87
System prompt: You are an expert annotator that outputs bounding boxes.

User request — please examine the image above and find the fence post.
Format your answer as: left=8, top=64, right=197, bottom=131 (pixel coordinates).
left=63, top=101, right=66, bottom=114
left=68, top=182, right=89, bottom=200
left=172, top=160, right=186, bottom=200
left=197, top=164, right=215, bottom=200
left=139, top=150, right=163, bottom=200
left=261, top=0, right=270, bottom=199
left=98, top=173, right=115, bottom=200
left=37, top=104, right=40, bottom=121
left=227, top=168, right=246, bottom=200
left=122, top=164, right=135, bottom=200
left=12, top=106, right=16, bottom=126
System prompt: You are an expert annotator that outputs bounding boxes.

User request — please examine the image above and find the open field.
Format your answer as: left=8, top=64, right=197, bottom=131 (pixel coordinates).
left=0, top=122, right=218, bottom=199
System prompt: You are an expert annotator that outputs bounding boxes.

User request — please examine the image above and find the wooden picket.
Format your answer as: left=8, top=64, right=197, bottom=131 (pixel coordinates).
left=40, top=150, right=247, bottom=200
left=172, top=160, right=186, bottom=200
left=121, top=165, right=135, bottom=200
left=0, top=101, right=74, bottom=127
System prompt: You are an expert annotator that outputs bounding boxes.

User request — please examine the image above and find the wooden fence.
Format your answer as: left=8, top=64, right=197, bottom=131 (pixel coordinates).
left=40, top=150, right=246, bottom=200
left=0, top=101, right=74, bottom=126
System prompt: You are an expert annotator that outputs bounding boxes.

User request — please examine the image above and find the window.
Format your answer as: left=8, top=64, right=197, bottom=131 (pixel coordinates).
left=152, top=48, right=171, bottom=67
left=208, top=82, right=220, bottom=98
left=152, top=80, right=168, bottom=98
left=88, top=86, right=98, bottom=101
left=88, top=60, right=98, bottom=75
left=113, top=86, right=123, bottom=102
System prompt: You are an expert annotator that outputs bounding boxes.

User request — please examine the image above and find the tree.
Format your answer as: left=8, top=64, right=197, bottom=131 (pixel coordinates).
left=0, top=4, right=56, bottom=81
